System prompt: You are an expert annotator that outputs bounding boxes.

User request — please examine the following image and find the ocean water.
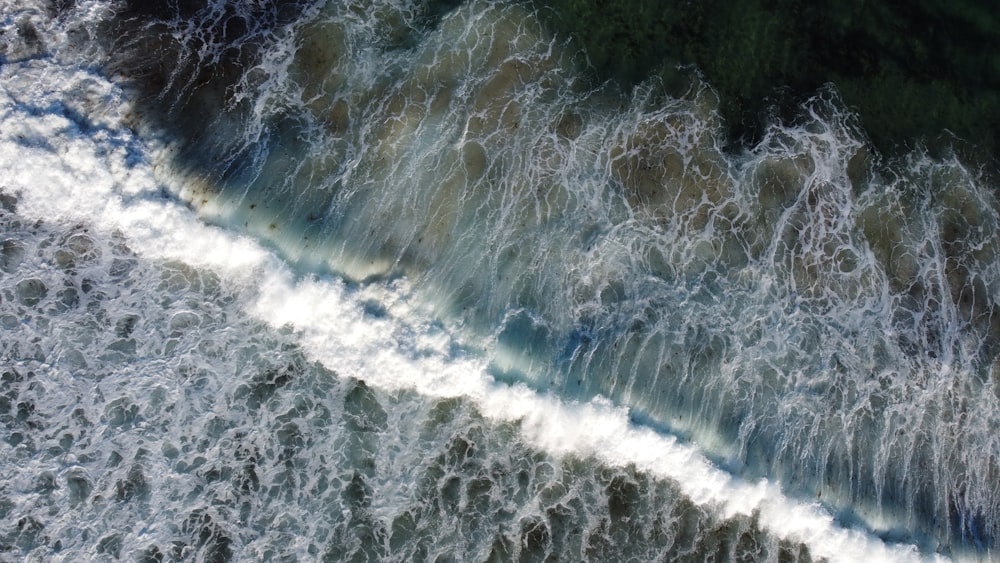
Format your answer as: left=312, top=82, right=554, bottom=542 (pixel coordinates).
left=1, top=0, right=998, bottom=560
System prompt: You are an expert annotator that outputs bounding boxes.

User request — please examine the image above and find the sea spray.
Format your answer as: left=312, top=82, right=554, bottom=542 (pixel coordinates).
left=5, top=186, right=830, bottom=560
left=90, top=0, right=1000, bottom=551
left=0, top=45, right=887, bottom=559
left=0, top=77, right=926, bottom=558
left=5, top=0, right=1000, bottom=556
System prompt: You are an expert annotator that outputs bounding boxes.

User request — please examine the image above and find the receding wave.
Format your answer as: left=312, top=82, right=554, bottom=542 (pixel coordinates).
left=2, top=0, right=999, bottom=558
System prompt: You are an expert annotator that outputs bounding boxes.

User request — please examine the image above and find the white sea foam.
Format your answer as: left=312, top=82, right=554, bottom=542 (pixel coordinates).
left=0, top=44, right=945, bottom=562
left=247, top=267, right=938, bottom=562
left=60, top=3, right=1000, bottom=549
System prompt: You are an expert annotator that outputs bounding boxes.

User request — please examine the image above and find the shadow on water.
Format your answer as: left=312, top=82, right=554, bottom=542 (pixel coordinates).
left=90, top=0, right=469, bottom=186
left=91, top=0, right=314, bottom=184
left=533, top=0, right=1000, bottom=166
left=96, top=0, right=1000, bottom=179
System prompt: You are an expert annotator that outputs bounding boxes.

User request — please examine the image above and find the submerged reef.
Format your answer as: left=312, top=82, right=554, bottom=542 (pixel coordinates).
left=534, top=0, right=1000, bottom=160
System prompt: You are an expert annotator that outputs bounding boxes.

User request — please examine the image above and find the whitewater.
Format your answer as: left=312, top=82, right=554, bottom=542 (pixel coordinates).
left=1, top=0, right=997, bottom=560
